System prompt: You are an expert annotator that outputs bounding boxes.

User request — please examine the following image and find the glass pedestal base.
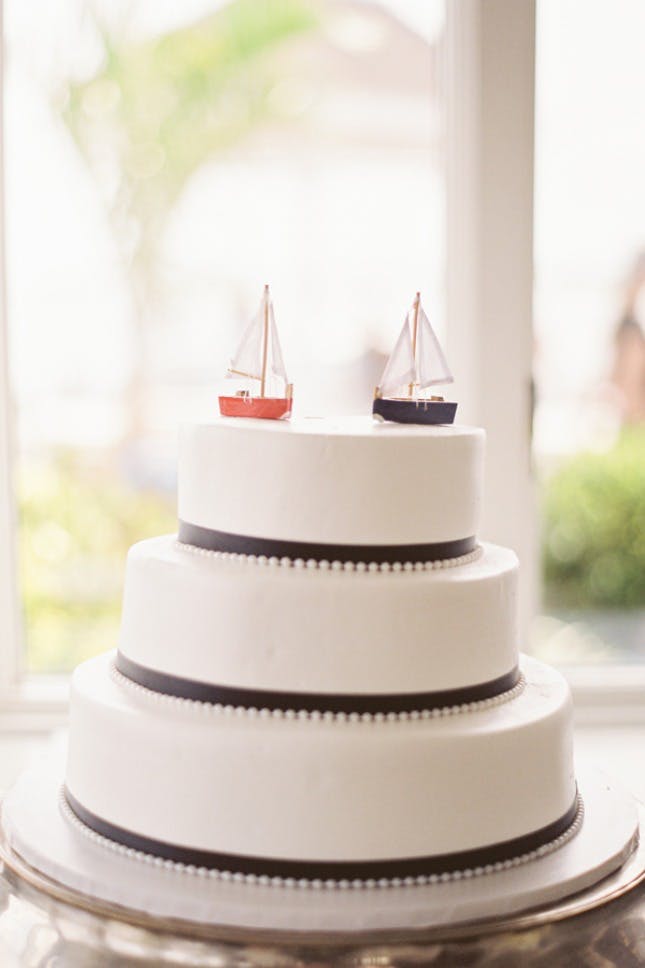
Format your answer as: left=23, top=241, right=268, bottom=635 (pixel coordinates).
left=0, top=826, right=644, bottom=967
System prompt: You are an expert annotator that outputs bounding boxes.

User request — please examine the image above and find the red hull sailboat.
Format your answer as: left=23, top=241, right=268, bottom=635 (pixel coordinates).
left=219, top=285, right=293, bottom=420
left=218, top=394, right=292, bottom=420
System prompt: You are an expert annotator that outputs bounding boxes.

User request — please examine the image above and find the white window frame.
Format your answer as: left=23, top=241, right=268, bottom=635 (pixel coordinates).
left=0, top=0, right=18, bottom=694
left=0, top=0, right=68, bottom=732
left=0, top=0, right=641, bottom=734
left=445, top=0, right=536, bottom=590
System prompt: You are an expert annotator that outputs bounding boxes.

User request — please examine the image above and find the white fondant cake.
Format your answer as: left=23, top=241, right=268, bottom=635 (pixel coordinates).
left=63, top=417, right=580, bottom=884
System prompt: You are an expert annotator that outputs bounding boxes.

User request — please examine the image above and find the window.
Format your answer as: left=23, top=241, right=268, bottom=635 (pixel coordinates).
left=1, top=1, right=641, bottom=726
left=5, top=0, right=446, bottom=675
left=533, top=0, right=645, bottom=668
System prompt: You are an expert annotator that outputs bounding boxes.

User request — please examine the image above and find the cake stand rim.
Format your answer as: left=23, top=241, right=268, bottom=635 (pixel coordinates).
left=0, top=774, right=642, bottom=946
left=0, top=824, right=643, bottom=946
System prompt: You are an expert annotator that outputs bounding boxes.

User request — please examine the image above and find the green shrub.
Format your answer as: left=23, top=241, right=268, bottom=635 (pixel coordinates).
left=18, top=452, right=175, bottom=673
left=542, top=428, right=645, bottom=608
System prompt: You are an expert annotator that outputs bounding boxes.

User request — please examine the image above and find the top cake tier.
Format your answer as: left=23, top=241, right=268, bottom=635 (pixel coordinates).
left=178, top=418, right=484, bottom=554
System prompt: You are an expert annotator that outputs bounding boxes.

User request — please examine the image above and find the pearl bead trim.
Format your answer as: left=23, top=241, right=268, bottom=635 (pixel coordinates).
left=110, top=662, right=526, bottom=722
left=59, top=790, right=584, bottom=890
left=174, top=540, right=484, bottom=572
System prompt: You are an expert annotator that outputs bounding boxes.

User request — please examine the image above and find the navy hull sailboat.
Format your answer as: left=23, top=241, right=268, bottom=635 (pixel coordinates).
left=373, top=292, right=457, bottom=425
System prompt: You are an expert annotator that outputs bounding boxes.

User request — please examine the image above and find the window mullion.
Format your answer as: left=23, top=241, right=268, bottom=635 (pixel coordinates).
left=0, top=0, right=24, bottom=693
left=445, top=0, right=537, bottom=640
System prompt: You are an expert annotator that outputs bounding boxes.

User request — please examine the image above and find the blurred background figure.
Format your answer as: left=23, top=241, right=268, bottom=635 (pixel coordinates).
left=611, top=252, right=645, bottom=424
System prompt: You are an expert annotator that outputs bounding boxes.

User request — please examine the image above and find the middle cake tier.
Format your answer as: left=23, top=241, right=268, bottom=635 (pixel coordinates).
left=119, top=537, right=518, bottom=700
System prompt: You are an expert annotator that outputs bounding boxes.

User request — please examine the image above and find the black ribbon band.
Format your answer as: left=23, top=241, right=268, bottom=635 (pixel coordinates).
left=115, top=652, right=521, bottom=714
left=178, top=521, right=477, bottom=565
left=64, top=787, right=580, bottom=881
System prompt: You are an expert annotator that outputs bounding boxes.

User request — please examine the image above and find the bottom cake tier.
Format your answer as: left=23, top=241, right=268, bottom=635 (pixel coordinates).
left=64, top=653, right=578, bottom=882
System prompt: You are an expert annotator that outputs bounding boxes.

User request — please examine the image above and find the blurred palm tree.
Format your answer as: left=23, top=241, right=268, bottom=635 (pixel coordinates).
left=61, top=0, right=318, bottom=439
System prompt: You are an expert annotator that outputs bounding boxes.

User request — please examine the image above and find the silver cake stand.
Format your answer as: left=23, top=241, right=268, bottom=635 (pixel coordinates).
left=0, top=767, right=643, bottom=966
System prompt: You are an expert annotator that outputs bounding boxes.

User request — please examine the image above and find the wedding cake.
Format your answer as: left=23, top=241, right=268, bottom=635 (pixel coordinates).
left=63, top=417, right=580, bottom=886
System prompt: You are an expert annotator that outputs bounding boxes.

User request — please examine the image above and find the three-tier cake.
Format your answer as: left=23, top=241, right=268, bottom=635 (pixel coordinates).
left=63, top=417, right=580, bottom=885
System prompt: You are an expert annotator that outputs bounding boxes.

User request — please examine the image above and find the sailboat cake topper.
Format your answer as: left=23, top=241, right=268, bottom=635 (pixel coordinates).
left=219, top=284, right=293, bottom=420
left=373, top=292, right=457, bottom=425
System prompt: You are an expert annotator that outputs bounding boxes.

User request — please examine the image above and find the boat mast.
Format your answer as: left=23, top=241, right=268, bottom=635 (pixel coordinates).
left=408, top=291, right=421, bottom=398
left=260, top=284, right=269, bottom=398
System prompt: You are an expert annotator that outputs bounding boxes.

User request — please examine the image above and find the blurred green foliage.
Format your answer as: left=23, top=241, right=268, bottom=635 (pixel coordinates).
left=19, top=455, right=174, bottom=673
left=62, top=0, right=317, bottom=269
left=542, top=428, right=645, bottom=608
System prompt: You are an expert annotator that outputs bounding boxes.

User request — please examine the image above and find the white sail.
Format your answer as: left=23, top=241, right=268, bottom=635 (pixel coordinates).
left=227, top=303, right=263, bottom=381
left=268, top=297, right=288, bottom=383
left=227, top=287, right=289, bottom=391
left=416, top=305, right=453, bottom=388
left=378, top=314, right=416, bottom=395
